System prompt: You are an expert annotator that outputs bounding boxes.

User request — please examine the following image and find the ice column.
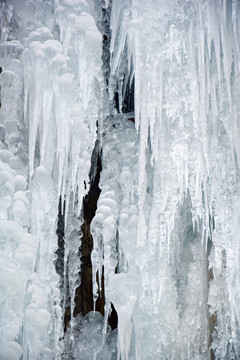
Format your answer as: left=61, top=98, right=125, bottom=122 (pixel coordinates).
left=21, top=0, right=106, bottom=329
left=0, top=33, right=37, bottom=359
left=91, top=115, right=140, bottom=358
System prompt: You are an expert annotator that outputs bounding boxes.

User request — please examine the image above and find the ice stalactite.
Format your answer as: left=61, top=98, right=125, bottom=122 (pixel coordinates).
left=0, top=0, right=106, bottom=359
left=21, top=0, right=106, bottom=348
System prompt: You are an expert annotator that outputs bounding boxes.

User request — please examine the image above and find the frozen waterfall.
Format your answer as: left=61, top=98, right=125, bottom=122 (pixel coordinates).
left=0, top=0, right=240, bottom=359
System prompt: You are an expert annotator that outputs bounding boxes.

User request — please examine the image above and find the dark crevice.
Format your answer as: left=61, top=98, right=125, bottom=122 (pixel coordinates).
left=55, top=197, right=65, bottom=284
left=55, top=197, right=65, bottom=303
left=207, top=216, right=216, bottom=360
left=63, top=267, right=71, bottom=332
left=55, top=198, right=71, bottom=333
left=114, top=90, right=120, bottom=113
left=122, top=75, right=135, bottom=114
left=113, top=74, right=135, bottom=114
left=101, top=2, right=112, bottom=89
left=73, top=141, right=104, bottom=317
left=109, top=303, right=118, bottom=330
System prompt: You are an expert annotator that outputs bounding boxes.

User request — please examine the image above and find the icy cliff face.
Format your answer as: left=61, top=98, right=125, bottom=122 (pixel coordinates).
left=0, top=0, right=240, bottom=359
left=105, top=1, right=240, bottom=358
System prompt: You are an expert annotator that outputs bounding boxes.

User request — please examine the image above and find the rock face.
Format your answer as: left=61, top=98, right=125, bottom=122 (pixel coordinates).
left=55, top=198, right=65, bottom=296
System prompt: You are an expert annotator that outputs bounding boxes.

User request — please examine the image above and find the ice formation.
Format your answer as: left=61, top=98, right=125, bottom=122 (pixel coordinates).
left=0, top=0, right=240, bottom=359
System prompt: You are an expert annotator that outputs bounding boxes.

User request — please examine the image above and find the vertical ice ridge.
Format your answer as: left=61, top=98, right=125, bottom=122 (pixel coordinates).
left=91, top=117, right=139, bottom=359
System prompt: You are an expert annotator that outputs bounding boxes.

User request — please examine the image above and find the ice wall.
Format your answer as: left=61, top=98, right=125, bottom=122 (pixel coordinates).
left=1, top=0, right=240, bottom=359
left=0, top=0, right=105, bottom=359
left=91, top=0, right=240, bottom=359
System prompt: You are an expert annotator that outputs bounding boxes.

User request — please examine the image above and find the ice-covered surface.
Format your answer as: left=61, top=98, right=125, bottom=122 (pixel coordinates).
left=106, top=0, right=240, bottom=359
left=91, top=115, right=139, bottom=358
left=0, top=0, right=106, bottom=359
left=61, top=311, right=117, bottom=360
left=1, top=0, right=240, bottom=359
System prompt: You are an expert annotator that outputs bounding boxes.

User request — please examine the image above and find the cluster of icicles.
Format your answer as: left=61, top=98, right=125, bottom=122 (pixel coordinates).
left=0, top=0, right=240, bottom=359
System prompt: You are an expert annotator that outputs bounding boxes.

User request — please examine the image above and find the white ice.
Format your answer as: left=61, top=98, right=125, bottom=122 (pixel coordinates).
left=1, top=0, right=240, bottom=359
